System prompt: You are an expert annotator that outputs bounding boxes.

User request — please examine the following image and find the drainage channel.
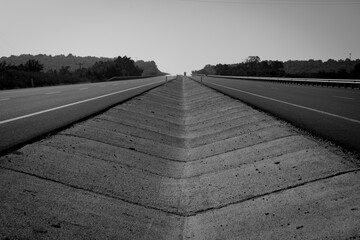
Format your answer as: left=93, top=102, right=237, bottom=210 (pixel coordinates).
left=0, top=77, right=359, bottom=239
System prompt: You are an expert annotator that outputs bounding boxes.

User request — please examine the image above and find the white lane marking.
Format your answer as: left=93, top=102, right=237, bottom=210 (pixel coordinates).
left=113, top=83, right=118, bottom=86
left=333, top=96, right=355, bottom=100
left=99, top=85, right=106, bottom=88
left=0, top=80, right=164, bottom=125
left=0, top=98, right=10, bottom=101
left=79, top=87, right=88, bottom=90
left=45, top=91, right=60, bottom=95
left=207, top=82, right=360, bottom=124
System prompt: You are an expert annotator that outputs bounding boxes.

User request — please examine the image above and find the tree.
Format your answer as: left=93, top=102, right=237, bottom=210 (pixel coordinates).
left=59, top=66, right=71, bottom=75
left=245, top=56, right=260, bottom=63
left=24, top=59, right=43, bottom=72
left=0, top=61, right=7, bottom=71
left=351, top=63, right=360, bottom=78
left=88, top=56, right=144, bottom=80
left=114, top=56, right=143, bottom=76
left=215, top=64, right=230, bottom=75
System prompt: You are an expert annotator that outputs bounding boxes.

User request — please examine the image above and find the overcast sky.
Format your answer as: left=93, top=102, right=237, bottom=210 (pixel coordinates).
left=1, top=0, right=359, bottom=74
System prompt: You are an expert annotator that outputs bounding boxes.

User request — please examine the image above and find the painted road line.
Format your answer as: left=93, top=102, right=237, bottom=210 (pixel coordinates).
left=333, top=96, right=355, bottom=100
left=45, top=91, right=60, bottom=95
left=0, top=80, right=164, bottom=125
left=100, top=85, right=106, bottom=88
left=0, top=98, right=10, bottom=101
left=207, top=82, right=360, bottom=124
left=79, top=87, right=88, bottom=90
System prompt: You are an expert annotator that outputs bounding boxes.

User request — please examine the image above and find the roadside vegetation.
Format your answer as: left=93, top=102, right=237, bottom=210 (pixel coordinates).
left=0, top=54, right=165, bottom=90
left=193, top=56, right=360, bottom=79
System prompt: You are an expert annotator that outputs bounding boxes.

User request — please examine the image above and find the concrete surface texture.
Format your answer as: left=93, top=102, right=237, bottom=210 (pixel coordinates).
left=0, top=77, right=359, bottom=239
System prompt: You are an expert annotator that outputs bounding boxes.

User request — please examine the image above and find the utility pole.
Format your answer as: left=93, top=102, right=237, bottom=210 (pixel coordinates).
left=349, top=53, right=352, bottom=61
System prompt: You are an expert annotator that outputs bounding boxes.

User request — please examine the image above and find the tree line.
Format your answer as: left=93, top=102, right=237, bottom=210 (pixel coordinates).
left=0, top=56, right=161, bottom=90
left=193, top=56, right=360, bottom=79
left=0, top=54, right=164, bottom=75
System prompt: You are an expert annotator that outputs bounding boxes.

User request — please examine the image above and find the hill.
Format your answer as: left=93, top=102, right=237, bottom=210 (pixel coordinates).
left=193, top=56, right=360, bottom=79
left=0, top=54, right=165, bottom=76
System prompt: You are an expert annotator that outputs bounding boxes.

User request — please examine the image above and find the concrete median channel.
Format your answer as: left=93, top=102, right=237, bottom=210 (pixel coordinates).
left=0, top=77, right=359, bottom=239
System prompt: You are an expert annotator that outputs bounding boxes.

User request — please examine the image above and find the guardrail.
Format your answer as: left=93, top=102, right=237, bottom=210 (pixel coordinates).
left=192, top=74, right=360, bottom=89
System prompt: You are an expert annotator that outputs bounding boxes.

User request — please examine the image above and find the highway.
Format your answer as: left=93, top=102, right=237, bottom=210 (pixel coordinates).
left=0, top=76, right=170, bottom=154
left=193, top=76, right=360, bottom=154
left=1, top=77, right=359, bottom=238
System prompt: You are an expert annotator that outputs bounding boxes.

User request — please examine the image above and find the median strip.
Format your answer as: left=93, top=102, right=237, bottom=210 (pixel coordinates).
left=0, top=77, right=359, bottom=239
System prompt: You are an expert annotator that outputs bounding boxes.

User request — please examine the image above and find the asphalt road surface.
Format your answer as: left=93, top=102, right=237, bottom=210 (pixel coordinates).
left=193, top=76, right=360, bottom=154
left=0, top=76, right=169, bottom=154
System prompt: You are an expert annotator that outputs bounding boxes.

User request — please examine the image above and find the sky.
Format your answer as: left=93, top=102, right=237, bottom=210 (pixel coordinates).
left=0, top=0, right=359, bottom=74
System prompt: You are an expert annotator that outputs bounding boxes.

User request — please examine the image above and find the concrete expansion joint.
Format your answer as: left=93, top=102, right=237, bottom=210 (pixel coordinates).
left=0, top=165, right=184, bottom=216
left=1, top=162, right=359, bottom=218
left=180, top=167, right=360, bottom=217
left=56, top=132, right=189, bottom=163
